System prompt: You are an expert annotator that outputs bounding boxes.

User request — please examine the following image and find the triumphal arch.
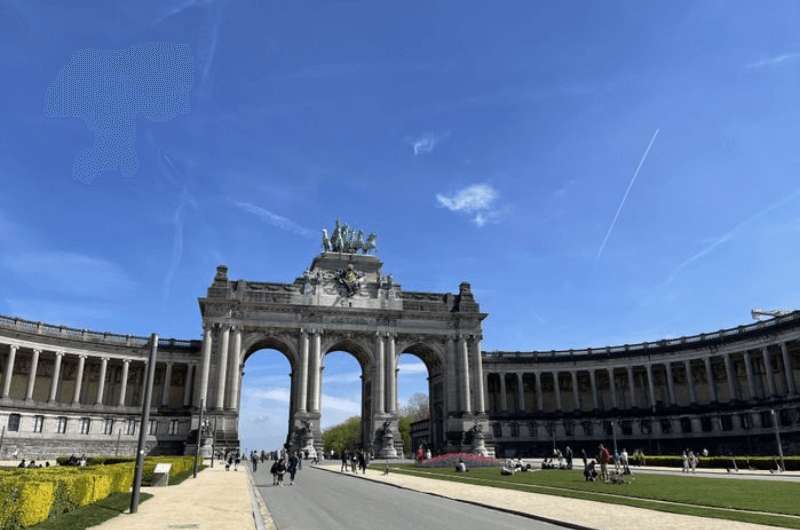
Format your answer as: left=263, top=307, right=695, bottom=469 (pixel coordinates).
left=196, top=221, right=491, bottom=457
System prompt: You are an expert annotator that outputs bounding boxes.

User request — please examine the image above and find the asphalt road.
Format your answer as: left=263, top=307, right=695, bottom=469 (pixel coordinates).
left=253, top=464, right=564, bottom=530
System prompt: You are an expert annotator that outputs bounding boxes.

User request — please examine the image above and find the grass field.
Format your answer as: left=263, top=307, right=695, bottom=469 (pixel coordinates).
left=380, top=465, right=800, bottom=528
left=31, top=492, right=153, bottom=530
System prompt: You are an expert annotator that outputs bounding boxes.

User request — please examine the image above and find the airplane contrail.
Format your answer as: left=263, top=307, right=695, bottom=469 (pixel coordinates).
left=596, top=128, right=660, bottom=259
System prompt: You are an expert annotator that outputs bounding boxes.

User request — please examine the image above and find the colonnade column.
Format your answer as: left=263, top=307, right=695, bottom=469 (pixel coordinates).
left=724, top=354, right=736, bottom=400
left=458, top=336, right=471, bottom=414
left=744, top=351, right=756, bottom=399
left=589, top=369, right=599, bottom=410
left=215, top=326, right=230, bottom=410
left=298, top=329, right=309, bottom=413
left=160, top=361, right=172, bottom=407
left=385, top=334, right=397, bottom=414
left=762, top=347, right=776, bottom=397
left=471, top=336, right=485, bottom=414
left=780, top=343, right=796, bottom=395
left=49, top=351, right=63, bottom=403
left=535, top=372, right=543, bottom=411
left=626, top=366, right=636, bottom=407
left=517, top=372, right=525, bottom=412
left=96, top=357, right=108, bottom=405
left=499, top=373, right=508, bottom=411
left=2, top=345, right=17, bottom=399
left=553, top=372, right=562, bottom=411
left=25, top=349, right=40, bottom=401
left=197, top=325, right=213, bottom=408
left=570, top=371, right=580, bottom=411
left=608, top=368, right=618, bottom=408
left=374, top=333, right=385, bottom=414
left=684, top=360, right=697, bottom=403
left=72, top=355, right=86, bottom=405
left=119, top=359, right=131, bottom=407
left=228, top=327, right=242, bottom=410
left=665, top=363, right=676, bottom=405
left=183, top=365, right=195, bottom=407
left=704, top=357, right=718, bottom=402
left=646, top=364, right=656, bottom=409
left=309, top=331, right=322, bottom=413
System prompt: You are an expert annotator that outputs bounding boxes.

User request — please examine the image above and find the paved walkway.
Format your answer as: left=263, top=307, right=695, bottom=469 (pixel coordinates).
left=254, top=464, right=560, bottom=529
left=90, top=463, right=257, bottom=530
left=314, top=464, right=780, bottom=530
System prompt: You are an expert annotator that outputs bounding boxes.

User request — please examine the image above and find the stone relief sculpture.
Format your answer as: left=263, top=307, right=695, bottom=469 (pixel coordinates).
left=322, top=219, right=377, bottom=254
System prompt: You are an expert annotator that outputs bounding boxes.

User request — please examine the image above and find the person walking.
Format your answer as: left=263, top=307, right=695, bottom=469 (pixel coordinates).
left=682, top=449, right=689, bottom=473
left=620, top=448, right=631, bottom=475
left=598, top=443, right=611, bottom=482
left=297, top=452, right=303, bottom=470
left=689, top=450, right=698, bottom=473
left=288, top=453, right=298, bottom=485
left=234, top=453, right=241, bottom=471
left=340, top=450, right=349, bottom=472
left=276, top=458, right=286, bottom=486
left=226, top=454, right=233, bottom=471
left=565, top=446, right=573, bottom=470
left=251, top=452, right=258, bottom=472
left=270, top=460, right=279, bottom=485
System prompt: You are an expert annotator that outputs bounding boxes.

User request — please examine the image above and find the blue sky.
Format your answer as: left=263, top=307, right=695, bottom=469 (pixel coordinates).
left=2, top=1, right=800, bottom=450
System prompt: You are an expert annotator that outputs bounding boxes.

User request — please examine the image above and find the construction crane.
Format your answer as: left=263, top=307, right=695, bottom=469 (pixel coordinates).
left=751, top=308, right=795, bottom=321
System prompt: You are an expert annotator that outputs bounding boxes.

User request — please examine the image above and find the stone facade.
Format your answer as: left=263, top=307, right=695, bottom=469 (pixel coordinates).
left=1, top=250, right=798, bottom=459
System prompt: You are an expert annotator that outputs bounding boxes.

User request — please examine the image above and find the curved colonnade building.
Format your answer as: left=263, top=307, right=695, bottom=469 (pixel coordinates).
left=0, top=251, right=798, bottom=459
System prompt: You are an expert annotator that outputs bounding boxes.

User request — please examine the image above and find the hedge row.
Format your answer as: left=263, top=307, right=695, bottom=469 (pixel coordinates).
left=628, top=455, right=800, bottom=471
left=53, top=455, right=196, bottom=484
left=0, top=456, right=197, bottom=529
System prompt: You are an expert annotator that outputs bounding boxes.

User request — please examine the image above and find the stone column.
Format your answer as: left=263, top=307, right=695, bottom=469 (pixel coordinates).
left=458, top=336, right=471, bottom=414
left=386, top=334, right=397, bottom=414
left=298, top=329, right=309, bottom=413
left=160, top=361, right=172, bottom=407
left=517, top=372, right=525, bottom=412
left=374, top=333, right=385, bottom=414
left=25, top=349, right=40, bottom=401
left=780, top=343, right=795, bottom=395
left=553, top=372, right=562, bottom=411
left=762, top=347, right=776, bottom=397
left=72, top=354, right=86, bottom=405
left=608, top=368, right=618, bottom=408
left=535, top=372, right=544, bottom=411
left=197, top=326, right=213, bottom=408
left=684, top=359, right=697, bottom=404
left=49, top=351, right=63, bottom=403
left=96, top=357, right=108, bottom=405
left=571, top=371, right=580, bottom=410
left=589, top=369, right=599, bottom=410
left=471, top=336, right=486, bottom=414
left=724, top=354, right=736, bottom=401
left=309, top=331, right=322, bottom=413
left=228, top=327, right=242, bottom=410
left=665, top=363, right=676, bottom=405
left=704, top=356, right=718, bottom=402
left=626, top=366, right=636, bottom=407
left=2, top=345, right=18, bottom=399
left=646, top=364, right=656, bottom=408
left=744, top=351, right=756, bottom=399
left=119, top=359, right=131, bottom=406
left=183, top=364, right=194, bottom=407
left=499, top=373, right=508, bottom=411
left=215, top=326, right=230, bottom=410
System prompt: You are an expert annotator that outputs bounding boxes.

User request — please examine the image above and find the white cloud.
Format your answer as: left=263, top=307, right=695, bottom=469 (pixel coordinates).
left=411, top=132, right=446, bottom=155
left=1, top=251, right=134, bottom=298
left=436, top=184, right=500, bottom=226
left=232, top=201, right=314, bottom=238
left=747, top=52, right=800, bottom=69
left=398, top=360, right=427, bottom=375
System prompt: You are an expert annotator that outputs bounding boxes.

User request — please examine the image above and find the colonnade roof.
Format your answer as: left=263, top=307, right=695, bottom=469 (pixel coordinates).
left=484, top=311, right=800, bottom=362
left=0, top=314, right=200, bottom=352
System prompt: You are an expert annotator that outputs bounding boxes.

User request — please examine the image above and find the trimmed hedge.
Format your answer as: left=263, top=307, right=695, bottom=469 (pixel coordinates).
left=0, top=456, right=196, bottom=529
left=629, top=455, right=800, bottom=471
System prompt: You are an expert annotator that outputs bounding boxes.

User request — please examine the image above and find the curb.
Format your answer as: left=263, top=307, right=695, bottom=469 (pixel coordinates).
left=312, top=465, right=597, bottom=530
left=247, top=467, right=277, bottom=530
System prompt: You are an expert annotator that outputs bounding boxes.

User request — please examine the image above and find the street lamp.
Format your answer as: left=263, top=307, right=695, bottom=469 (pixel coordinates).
left=193, top=400, right=209, bottom=479
left=611, top=419, right=618, bottom=456
left=770, top=409, right=785, bottom=472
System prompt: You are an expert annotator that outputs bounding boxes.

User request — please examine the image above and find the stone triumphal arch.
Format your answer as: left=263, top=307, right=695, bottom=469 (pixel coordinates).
left=196, top=231, right=492, bottom=457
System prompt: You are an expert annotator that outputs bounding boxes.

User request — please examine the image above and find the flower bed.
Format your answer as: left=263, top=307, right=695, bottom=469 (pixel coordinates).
left=416, top=452, right=498, bottom=468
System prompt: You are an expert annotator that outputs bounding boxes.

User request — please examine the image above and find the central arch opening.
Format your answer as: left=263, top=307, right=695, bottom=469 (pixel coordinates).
left=239, top=348, right=294, bottom=453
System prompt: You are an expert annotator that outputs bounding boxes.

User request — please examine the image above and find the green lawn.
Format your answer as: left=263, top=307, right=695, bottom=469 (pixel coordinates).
left=31, top=492, right=153, bottom=530
left=380, top=465, right=800, bottom=528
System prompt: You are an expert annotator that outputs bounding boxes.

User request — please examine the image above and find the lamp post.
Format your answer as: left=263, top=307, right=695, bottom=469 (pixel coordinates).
left=211, top=416, right=217, bottom=468
left=770, top=409, right=785, bottom=472
left=193, top=400, right=208, bottom=479
left=611, top=419, right=618, bottom=456
left=130, top=334, right=158, bottom=514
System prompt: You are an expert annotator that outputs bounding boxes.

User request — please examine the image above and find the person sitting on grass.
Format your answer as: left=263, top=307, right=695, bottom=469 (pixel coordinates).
left=455, top=457, right=467, bottom=473
left=17, top=459, right=26, bottom=468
